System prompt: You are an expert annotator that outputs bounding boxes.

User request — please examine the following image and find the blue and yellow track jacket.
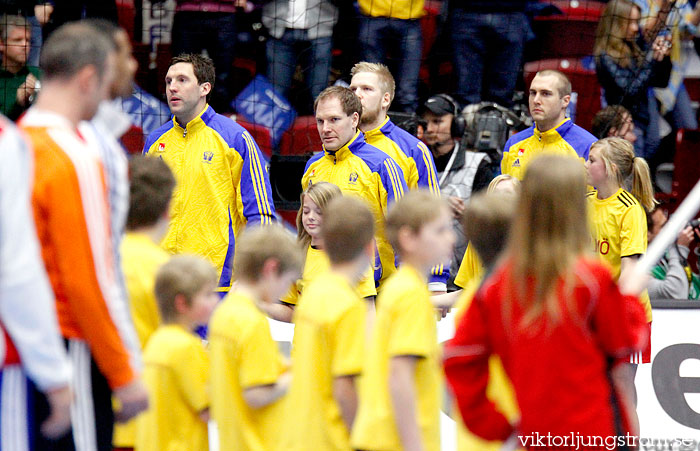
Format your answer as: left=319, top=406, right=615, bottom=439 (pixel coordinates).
left=302, top=131, right=407, bottom=286
left=501, top=118, right=596, bottom=180
left=144, top=106, right=275, bottom=292
left=363, top=117, right=448, bottom=289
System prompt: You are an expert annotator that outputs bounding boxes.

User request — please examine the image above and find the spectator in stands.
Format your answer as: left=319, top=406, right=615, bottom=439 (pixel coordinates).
left=592, top=105, right=638, bottom=144
left=647, top=207, right=699, bottom=300
left=144, top=53, right=276, bottom=296
left=0, top=2, right=52, bottom=67
left=0, top=14, right=39, bottom=120
left=501, top=70, right=597, bottom=180
left=349, top=62, right=448, bottom=293
left=449, top=0, right=528, bottom=108
left=420, top=94, right=494, bottom=290
left=303, top=86, right=408, bottom=287
left=263, top=0, right=337, bottom=114
left=170, top=0, right=238, bottom=112
left=357, top=0, right=423, bottom=112
left=594, top=0, right=671, bottom=160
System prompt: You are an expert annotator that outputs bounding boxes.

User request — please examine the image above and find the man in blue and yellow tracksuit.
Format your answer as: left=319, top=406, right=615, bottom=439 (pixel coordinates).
left=501, top=69, right=596, bottom=180
left=303, top=86, right=408, bottom=287
left=349, top=62, right=449, bottom=292
left=144, top=54, right=275, bottom=294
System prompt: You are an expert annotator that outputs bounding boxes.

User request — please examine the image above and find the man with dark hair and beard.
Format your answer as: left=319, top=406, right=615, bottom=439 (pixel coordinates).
left=349, top=62, right=448, bottom=293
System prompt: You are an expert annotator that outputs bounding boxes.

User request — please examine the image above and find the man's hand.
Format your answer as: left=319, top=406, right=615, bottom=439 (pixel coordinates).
left=652, top=35, right=671, bottom=61
left=447, top=196, right=465, bottom=219
left=677, top=226, right=694, bottom=248
left=16, top=74, right=38, bottom=107
left=34, top=3, right=54, bottom=26
left=113, top=379, right=149, bottom=422
left=41, top=385, right=73, bottom=439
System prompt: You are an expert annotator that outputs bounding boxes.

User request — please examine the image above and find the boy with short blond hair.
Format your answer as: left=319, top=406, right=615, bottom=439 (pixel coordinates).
left=279, top=196, right=375, bottom=451
left=351, top=190, right=455, bottom=451
left=136, top=255, right=219, bottom=451
left=209, top=225, right=303, bottom=451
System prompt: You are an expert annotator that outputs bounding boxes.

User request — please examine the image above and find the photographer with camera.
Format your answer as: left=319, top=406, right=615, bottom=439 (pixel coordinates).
left=647, top=208, right=700, bottom=300
left=420, top=94, right=494, bottom=290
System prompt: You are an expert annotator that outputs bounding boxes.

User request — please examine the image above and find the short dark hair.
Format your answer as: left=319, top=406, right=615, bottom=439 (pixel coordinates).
left=462, top=192, right=516, bottom=268
left=233, top=225, right=303, bottom=283
left=126, top=156, right=176, bottom=230
left=170, top=53, right=215, bottom=102
left=591, top=105, right=632, bottom=139
left=314, top=86, right=363, bottom=122
left=40, top=21, right=115, bottom=81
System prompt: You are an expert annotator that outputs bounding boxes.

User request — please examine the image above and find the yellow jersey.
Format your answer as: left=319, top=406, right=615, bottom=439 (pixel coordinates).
left=281, top=245, right=376, bottom=305
left=358, top=0, right=425, bottom=19
left=453, top=242, right=484, bottom=290
left=351, top=264, right=440, bottom=451
left=209, top=292, right=288, bottom=451
left=279, top=271, right=366, bottom=451
left=587, top=188, right=652, bottom=321
left=113, top=232, right=169, bottom=447
left=501, top=119, right=595, bottom=180
left=453, top=280, right=521, bottom=451
left=302, top=131, right=407, bottom=286
left=136, top=324, right=209, bottom=451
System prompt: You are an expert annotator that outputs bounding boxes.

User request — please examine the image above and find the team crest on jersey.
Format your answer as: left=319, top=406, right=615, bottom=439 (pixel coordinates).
left=513, top=158, right=520, bottom=168
left=157, top=142, right=165, bottom=152
left=518, top=148, right=525, bottom=156
left=348, top=172, right=359, bottom=184
left=203, top=151, right=214, bottom=164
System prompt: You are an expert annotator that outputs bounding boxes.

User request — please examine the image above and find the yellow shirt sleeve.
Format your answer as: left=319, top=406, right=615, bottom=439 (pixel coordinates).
left=620, top=206, right=647, bottom=258
left=387, top=288, right=433, bottom=358
left=331, top=299, right=366, bottom=377
left=240, top=317, right=284, bottom=388
left=454, top=242, right=484, bottom=290
left=172, top=337, right=210, bottom=413
left=280, top=280, right=300, bottom=305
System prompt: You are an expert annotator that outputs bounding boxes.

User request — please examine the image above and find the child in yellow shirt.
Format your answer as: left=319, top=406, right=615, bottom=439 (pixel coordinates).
left=279, top=196, right=375, bottom=450
left=209, top=225, right=303, bottom=451
left=264, top=182, right=376, bottom=322
left=351, top=190, right=455, bottom=451
left=135, top=255, right=219, bottom=451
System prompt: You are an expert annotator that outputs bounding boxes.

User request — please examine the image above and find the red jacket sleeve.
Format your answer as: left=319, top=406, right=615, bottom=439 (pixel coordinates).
left=443, top=291, right=514, bottom=441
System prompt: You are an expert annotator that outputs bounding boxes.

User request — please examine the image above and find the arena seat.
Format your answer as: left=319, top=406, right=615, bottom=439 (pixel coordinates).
left=531, top=1, right=603, bottom=60
left=278, top=116, right=322, bottom=156
left=673, top=129, right=700, bottom=208
left=234, top=116, right=273, bottom=159
left=121, top=124, right=145, bottom=155
left=524, top=58, right=601, bottom=131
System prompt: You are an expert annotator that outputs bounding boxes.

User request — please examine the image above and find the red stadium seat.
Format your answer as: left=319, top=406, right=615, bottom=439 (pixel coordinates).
left=279, top=116, right=322, bottom=156
left=531, top=1, right=603, bottom=60
left=234, top=116, right=274, bottom=159
left=524, top=58, right=602, bottom=131
left=121, top=124, right=145, bottom=155
left=673, top=129, right=700, bottom=208
left=116, top=0, right=136, bottom=41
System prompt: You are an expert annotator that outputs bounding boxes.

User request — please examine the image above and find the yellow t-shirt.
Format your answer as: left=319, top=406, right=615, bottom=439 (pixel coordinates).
left=351, top=265, right=440, bottom=451
left=113, top=232, right=169, bottom=447
left=453, top=242, right=484, bottom=290
left=453, top=280, right=521, bottom=451
left=282, top=245, right=376, bottom=305
left=279, top=271, right=366, bottom=451
left=135, top=324, right=209, bottom=451
left=587, top=188, right=652, bottom=321
left=209, top=292, right=288, bottom=451
left=358, top=0, right=425, bottom=19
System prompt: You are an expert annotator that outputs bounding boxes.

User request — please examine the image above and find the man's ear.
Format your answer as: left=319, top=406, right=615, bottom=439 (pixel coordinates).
left=200, top=81, right=212, bottom=99
left=381, top=92, right=391, bottom=110
left=351, top=111, right=360, bottom=129
left=174, top=293, right=189, bottom=315
left=261, top=258, right=281, bottom=279
left=561, top=94, right=571, bottom=110
left=76, top=64, right=99, bottom=93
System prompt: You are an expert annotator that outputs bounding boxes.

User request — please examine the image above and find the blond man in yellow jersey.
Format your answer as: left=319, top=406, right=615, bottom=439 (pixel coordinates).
left=113, top=156, right=175, bottom=448
left=349, top=62, right=448, bottom=292
left=352, top=191, right=454, bottom=451
left=136, top=256, right=219, bottom=451
left=279, top=197, right=375, bottom=450
left=209, top=226, right=302, bottom=451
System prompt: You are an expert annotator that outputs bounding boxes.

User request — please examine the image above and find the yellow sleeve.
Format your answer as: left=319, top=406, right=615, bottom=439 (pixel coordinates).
left=620, top=205, right=647, bottom=258
left=172, top=337, right=210, bottom=413
left=280, top=280, right=300, bottom=305
left=331, top=299, right=366, bottom=377
left=387, top=290, right=433, bottom=358
left=454, top=242, right=484, bottom=290
left=240, top=317, right=284, bottom=388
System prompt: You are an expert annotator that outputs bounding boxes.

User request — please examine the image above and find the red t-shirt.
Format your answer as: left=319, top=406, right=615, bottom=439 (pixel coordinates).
left=444, top=257, right=648, bottom=447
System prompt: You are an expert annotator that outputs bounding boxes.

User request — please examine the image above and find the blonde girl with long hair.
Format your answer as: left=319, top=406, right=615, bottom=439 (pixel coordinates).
left=445, top=155, right=649, bottom=444
left=263, top=182, right=377, bottom=322
left=594, top=0, right=671, bottom=159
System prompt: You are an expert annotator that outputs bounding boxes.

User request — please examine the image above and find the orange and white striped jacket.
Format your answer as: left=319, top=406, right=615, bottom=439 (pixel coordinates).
left=20, top=109, right=141, bottom=390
